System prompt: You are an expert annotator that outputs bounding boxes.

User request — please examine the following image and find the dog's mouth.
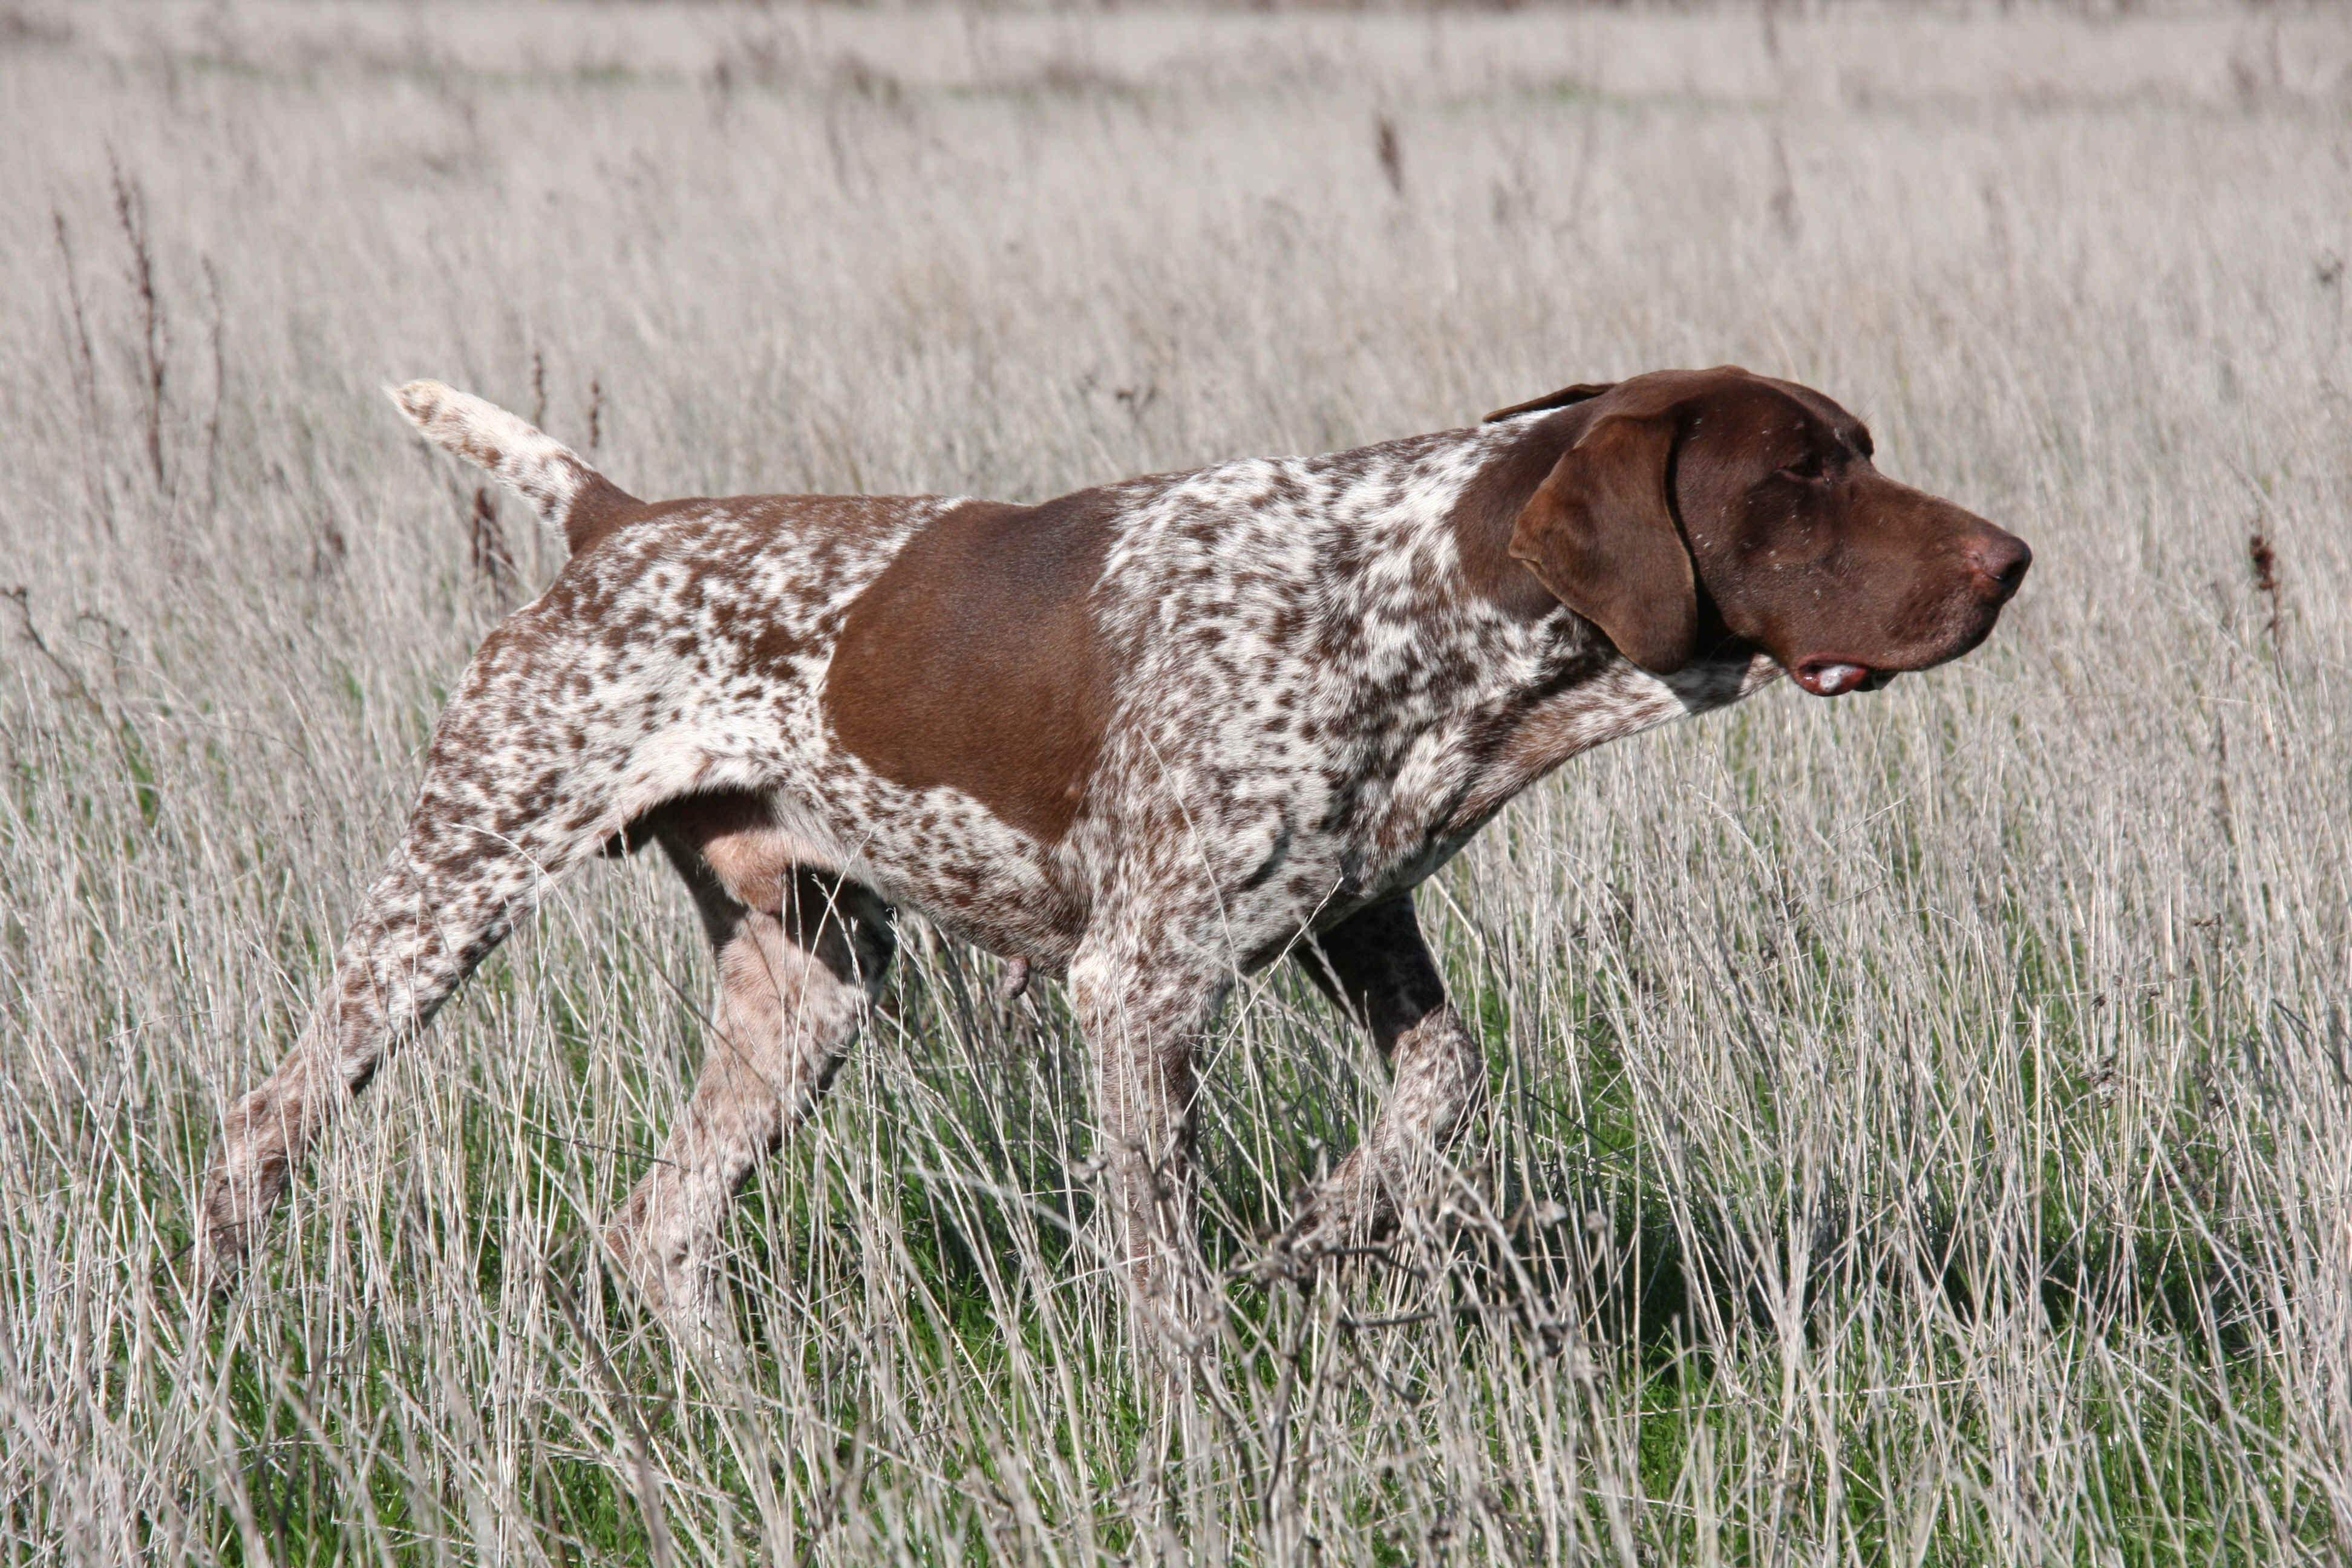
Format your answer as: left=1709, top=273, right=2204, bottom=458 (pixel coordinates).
left=1788, top=598, right=2015, bottom=697
left=1791, top=658, right=1900, bottom=697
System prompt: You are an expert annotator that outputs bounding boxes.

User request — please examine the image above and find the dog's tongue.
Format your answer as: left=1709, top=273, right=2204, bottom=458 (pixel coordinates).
left=1797, top=662, right=1869, bottom=696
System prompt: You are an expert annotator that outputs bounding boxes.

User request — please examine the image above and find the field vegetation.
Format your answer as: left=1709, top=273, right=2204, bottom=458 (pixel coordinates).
left=5, top=2, right=2352, bottom=1561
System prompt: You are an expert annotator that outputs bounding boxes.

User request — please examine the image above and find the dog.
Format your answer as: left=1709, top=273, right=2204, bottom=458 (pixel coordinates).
left=195, top=367, right=2029, bottom=1342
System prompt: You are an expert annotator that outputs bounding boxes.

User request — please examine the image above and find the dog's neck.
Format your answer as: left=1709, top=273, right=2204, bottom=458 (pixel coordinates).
left=1434, top=640, right=1780, bottom=843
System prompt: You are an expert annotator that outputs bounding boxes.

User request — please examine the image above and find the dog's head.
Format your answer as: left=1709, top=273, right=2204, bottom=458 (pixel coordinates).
left=1490, top=367, right=2030, bottom=695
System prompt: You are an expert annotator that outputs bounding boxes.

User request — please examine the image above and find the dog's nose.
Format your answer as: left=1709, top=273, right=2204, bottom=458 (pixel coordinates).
left=1964, top=531, right=2031, bottom=606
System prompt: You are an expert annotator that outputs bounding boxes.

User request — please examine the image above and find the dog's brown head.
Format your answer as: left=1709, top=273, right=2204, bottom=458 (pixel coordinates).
left=1489, top=367, right=2030, bottom=695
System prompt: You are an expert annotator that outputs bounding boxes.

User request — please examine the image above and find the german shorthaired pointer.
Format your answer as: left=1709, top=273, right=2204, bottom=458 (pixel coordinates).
left=197, top=368, right=2029, bottom=1342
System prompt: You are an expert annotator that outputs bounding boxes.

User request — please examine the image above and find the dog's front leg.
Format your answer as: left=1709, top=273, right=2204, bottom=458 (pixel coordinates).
left=1273, top=892, right=1489, bottom=1270
left=1066, top=932, right=1230, bottom=1359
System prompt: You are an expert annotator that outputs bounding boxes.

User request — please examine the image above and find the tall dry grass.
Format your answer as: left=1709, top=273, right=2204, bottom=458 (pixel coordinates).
left=5, top=3, right=2352, bottom=1562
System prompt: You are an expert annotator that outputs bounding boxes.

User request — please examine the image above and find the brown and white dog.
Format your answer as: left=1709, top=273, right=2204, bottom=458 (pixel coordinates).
left=196, top=367, right=2028, bottom=1342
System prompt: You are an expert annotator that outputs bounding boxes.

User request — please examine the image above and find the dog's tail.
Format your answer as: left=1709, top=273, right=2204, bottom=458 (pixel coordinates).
left=388, top=380, right=639, bottom=554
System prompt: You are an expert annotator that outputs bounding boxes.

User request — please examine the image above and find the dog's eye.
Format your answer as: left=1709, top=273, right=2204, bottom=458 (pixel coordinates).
left=1779, top=452, right=1829, bottom=482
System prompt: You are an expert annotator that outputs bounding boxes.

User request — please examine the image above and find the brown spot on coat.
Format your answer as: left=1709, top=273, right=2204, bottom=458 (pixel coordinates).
left=1446, top=407, right=1592, bottom=618
left=1480, top=381, right=1616, bottom=425
left=559, top=473, right=650, bottom=555
left=823, top=492, right=1119, bottom=844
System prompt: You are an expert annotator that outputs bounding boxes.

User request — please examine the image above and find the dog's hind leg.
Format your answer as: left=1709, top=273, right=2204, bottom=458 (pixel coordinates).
left=194, top=627, right=710, bottom=1290
left=602, top=796, right=894, bottom=1334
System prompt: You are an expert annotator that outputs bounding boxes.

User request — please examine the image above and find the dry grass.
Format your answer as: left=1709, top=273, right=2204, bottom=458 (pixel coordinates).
left=6, top=3, right=2352, bottom=1562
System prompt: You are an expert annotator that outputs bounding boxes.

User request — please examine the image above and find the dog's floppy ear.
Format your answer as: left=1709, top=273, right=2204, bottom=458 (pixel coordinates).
left=1506, top=405, right=1697, bottom=674
left=1483, top=382, right=1616, bottom=424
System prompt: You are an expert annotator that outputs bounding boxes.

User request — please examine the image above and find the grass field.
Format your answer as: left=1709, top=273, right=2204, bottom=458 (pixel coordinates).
left=7, top=2, right=2352, bottom=1562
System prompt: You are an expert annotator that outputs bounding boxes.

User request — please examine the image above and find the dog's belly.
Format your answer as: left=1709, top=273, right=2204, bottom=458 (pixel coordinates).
left=765, top=767, right=1094, bottom=969
left=766, top=720, right=1491, bottom=978
left=875, top=854, right=1093, bottom=971
left=775, top=778, right=1382, bottom=976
